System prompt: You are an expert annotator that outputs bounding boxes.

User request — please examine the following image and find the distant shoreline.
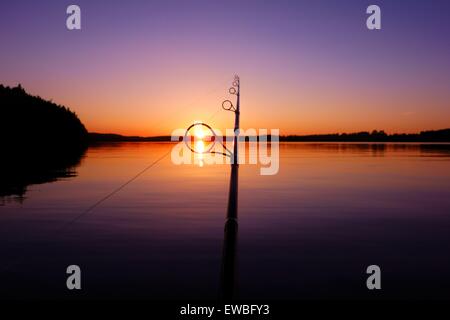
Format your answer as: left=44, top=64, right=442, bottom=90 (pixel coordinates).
left=2, top=85, right=449, bottom=145
left=89, top=129, right=450, bottom=143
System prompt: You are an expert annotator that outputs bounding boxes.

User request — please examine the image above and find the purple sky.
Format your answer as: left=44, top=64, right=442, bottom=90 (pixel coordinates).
left=1, top=0, right=450, bottom=135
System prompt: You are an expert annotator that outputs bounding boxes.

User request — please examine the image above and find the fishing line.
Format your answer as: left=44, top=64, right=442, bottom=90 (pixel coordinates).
left=58, top=148, right=172, bottom=232
left=1, top=75, right=236, bottom=273
left=0, top=147, right=172, bottom=273
left=61, top=76, right=232, bottom=226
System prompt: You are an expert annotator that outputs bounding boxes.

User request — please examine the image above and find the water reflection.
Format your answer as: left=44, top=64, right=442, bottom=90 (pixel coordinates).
left=2, top=143, right=449, bottom=205
left=280, top=142, right=450, bottom=157
left=195, top=140, right=205, bottom=167
left=1, top=142, right=450, bottom=300
left=0, top=148, right=86, bottom=204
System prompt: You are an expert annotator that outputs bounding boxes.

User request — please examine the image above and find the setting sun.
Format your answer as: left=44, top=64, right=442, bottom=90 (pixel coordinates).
left=194, top=123, right=206, bottom=140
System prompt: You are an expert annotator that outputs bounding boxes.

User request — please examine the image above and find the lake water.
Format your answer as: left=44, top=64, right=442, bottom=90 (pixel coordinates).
left=1, top=142, right=450, bottom=300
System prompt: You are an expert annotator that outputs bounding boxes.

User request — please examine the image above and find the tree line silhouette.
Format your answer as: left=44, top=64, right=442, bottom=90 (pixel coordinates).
left=1, top=84, right=449, bottom=201
left=90, top=129, right=450, bottom=143
left=2, top=84, right=449, bottom=146
left=0, top=84, right=87, bottom=201
left=1, top=84, right=88, bottom=151
left=281, top=129, right=450, bottom=142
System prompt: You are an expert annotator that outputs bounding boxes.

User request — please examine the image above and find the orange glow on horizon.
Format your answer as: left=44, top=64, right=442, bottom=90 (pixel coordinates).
left=9, top=70, right=450, bottom=137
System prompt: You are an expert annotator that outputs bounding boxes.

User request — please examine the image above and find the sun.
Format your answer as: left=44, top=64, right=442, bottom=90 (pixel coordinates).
left=194, top=126, right=206, bottom=140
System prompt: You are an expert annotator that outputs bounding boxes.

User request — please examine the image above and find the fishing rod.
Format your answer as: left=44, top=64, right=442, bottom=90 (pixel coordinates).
left=184, top=75, right=240, bottom=300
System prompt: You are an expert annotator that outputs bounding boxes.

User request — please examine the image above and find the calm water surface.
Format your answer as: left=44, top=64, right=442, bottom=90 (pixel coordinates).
left=1, top=142, right=450, bottom=299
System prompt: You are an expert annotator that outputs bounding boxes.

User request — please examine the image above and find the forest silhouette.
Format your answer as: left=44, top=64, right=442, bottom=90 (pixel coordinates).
left=89, top=129, right=450, bottom=143
left=281, top=129, right=450, bottom=142
left=0, top=84, right=87, bottom=201
left=1, top=84, right=88, bottom=150
left=1, top=84, right=449, bottom=201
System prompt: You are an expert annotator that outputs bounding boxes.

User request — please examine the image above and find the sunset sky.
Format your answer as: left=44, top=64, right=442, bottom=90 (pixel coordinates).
left=1, top=0, right=450, bottom=136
